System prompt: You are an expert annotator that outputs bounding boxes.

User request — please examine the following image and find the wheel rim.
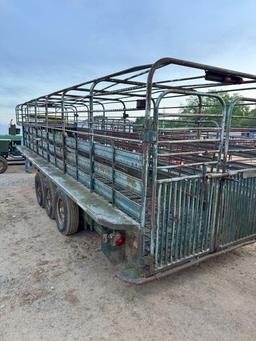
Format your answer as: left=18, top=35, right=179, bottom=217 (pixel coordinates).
left=56, top=197, right=65, bottom=226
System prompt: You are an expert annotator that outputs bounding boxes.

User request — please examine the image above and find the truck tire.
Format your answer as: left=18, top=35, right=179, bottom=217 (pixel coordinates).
left=0, top=156, right=8, bottom=174
left=35, top=172, right=45, bottom=207
left=44, top=178, right=56, bottom=219
left=54, top=189, right=79, bottom=235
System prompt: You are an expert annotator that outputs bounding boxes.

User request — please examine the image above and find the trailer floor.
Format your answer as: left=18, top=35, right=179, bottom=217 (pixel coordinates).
left=0, top=166, right=256, bottom=341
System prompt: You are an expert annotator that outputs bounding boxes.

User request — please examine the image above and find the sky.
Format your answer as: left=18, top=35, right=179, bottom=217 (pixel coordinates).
left=0, top=0, right=256, bottom=131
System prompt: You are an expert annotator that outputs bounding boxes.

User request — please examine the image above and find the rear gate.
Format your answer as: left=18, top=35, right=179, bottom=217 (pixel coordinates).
left=151, top=173, right=256, bottom=271
left=151, top=177, right=219, bottom=269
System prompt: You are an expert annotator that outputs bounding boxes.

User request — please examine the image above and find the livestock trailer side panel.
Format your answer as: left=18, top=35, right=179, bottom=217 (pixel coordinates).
left=17, top=57, right=256, bottom=283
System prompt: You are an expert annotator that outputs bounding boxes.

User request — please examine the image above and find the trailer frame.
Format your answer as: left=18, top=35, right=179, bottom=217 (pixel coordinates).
left=16, top=57, right=256, bottom=282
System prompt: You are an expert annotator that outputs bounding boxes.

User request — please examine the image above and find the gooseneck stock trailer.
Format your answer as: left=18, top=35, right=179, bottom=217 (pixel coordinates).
left=16, top=57, right=256, bottom=283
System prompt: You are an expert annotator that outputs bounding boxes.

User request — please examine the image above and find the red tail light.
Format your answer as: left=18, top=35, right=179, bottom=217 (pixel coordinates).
left=114, top=235, right=125, bottom=246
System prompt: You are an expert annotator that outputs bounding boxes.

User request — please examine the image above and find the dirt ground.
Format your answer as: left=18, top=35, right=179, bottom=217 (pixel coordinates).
left=0, top=166, right=255, bottom=341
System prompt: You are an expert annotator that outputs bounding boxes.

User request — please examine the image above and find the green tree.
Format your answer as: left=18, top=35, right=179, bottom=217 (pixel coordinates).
left=183, top=92, right=256, bottom=127
left=133, top=93, right=256, bottom=130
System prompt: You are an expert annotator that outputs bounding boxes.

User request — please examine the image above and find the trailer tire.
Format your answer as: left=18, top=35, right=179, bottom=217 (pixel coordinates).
left=35, top=172, right=45, bottom=207
left=0, top=156, right=8, bottom=174
left=44, top=178, right=56, bottom=219
left=54, top=189, right=79, bottom=235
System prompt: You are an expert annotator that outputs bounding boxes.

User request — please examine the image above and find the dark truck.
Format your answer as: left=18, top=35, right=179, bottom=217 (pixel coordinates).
left=16, top=57, right=256, bottom=283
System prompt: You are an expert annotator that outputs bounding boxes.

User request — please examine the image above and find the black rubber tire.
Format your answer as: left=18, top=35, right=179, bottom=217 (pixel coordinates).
left=0, top=156, right=8, bottom=174
left=54, top=189, right=79, bottom=235
left=35, top=172, right=45, bottom=207
left=43, top=178, right=56, bottom=219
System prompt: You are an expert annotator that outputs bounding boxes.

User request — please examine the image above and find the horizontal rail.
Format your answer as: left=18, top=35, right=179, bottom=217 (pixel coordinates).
left=158, top=113, right=224, bottom=118
left=157, top=138, right=220, bottom=144
left=157, top=160, right=217, bottom=170
left=158, top=149, right=220, bottom=157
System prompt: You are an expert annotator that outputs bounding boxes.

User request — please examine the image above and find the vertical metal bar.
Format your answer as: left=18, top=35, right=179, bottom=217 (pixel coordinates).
left=212, top=176, right=224, bottom=251
left=35, top=102, right=38, bottom=155
left=180, top=180, right=191, bottom=258
left=235, top=177, right=241, bottom=240
left=45, top=97, right=50, bottom=162
left=188, top=179, right=197, bottom=255
left=222, top=179, right=230, bottom=245
left=229, top=178, right=237, bottom=243
left=236, top=176, right=243, bottom=239
left=154, top=183, right=162, bottom=267
left=89, top=82, right=97, bottom=192
left=160, top=184, right=167, bottom=266
left=165, top=183, right=172, bottom=264
left=203, top=179, right=214, bottom=251
left=53, top=128, right=57, bottom=167
left=184, top=179, right=192, bottom=257
left=174, top=181, right=182, bottom=261
left=112, top=143, right=116, bottom=205
left=191, top=179, right=200, bottom=254
left=61, top=93, right=66, bottom=173
left=250, top=177, right=256, bottom=236
left=150, top=103, right=158, bottom=257
left=179, top=179, right=188, bottom=259
left=75, top=131, right=79, bottom=180
left=196, top=179, right=205, bottom=254
left=170, top=181, right=178, bottom=263
left=248, top=177, right=255, bottom=235
left=21, top=106, right=25, bottom=146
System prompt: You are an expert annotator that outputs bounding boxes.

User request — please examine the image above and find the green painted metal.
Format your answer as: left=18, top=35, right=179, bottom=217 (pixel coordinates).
left=0, top=134, right=21, bottom=142
left=0, top=139, right=10, bottom=153
left=16, top=57, right=256, bottom=281
left=218, top=174, right=256, bottom=247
